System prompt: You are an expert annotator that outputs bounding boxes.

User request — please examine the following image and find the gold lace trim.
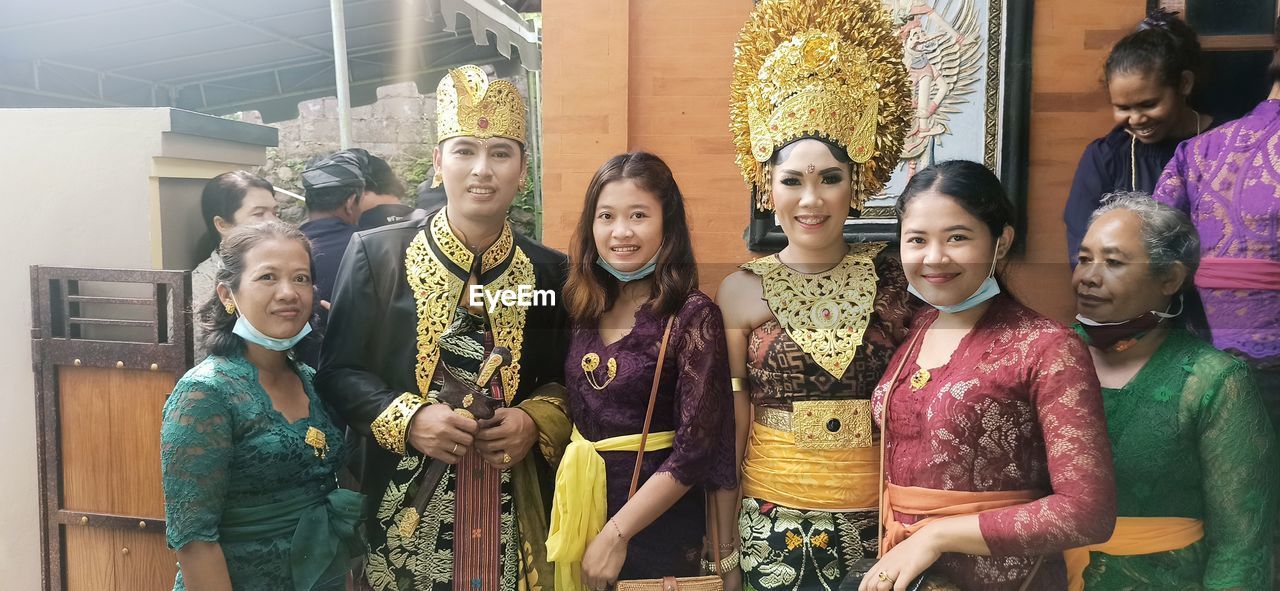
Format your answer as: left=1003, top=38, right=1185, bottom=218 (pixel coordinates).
left=371, top=392, right=427, bottom=455
left=429, top=207, right=515, bottom=276
left=481, top=249, right=533, bottom=402
left=741, top=243, right=883, bottom=379
left=406, top=229, right=467, bottom=397
left=408, top=216, right=531, bottom=404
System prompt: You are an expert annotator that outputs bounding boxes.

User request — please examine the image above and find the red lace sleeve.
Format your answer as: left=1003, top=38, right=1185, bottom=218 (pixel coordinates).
left=978, top=330, right=1116, bottom=554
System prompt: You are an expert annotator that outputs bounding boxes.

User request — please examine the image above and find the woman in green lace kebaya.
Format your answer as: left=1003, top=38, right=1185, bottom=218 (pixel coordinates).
left=1070, top=193, right=1277, bottom=590
left=161, top=221, right=363, bottom=591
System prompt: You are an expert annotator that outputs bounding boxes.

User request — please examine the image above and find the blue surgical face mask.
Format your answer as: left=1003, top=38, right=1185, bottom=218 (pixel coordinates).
left=907, top=241, right=1003, bottom=314
left=230, top=296, right=313, bottom=351
left=596, top=254, right=659, bottom=283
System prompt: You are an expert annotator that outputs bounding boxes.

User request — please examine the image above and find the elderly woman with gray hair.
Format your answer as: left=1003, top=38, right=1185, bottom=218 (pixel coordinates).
left=1064, top=192, right=1277, bottom=590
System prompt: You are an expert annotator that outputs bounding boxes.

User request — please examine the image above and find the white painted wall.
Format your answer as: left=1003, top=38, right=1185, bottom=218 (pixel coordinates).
left=0, top=108, right=269, bottom=589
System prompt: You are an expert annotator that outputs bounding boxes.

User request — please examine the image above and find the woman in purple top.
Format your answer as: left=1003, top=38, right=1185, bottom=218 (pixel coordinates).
left=548, top=151, right=738, bottom=590
left=1153, top=17, right=1280, bottom=425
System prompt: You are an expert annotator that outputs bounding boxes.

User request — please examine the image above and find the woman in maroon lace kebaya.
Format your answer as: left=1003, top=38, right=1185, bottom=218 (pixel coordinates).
left=861, top=161, right=1116, bottom=591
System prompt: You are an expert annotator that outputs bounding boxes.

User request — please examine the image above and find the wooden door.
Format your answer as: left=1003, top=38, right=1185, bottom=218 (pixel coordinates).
left=31, top=267, right=192, bottom=591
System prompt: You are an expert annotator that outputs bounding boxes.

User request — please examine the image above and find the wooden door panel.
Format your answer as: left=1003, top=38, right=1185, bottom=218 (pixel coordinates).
left=59, top=367, right=116, bottom=514
left=59, top=366, right=172, bottom=519
left=64, top=527, right=115, bottom=591
left=115, top=529, right=178, bottom=591
left=108, top=368, right=172, bottom=519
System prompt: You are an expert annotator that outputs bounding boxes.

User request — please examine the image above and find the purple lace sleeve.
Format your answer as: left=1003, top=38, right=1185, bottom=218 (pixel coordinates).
left=657, top=294, right=738, bottom=491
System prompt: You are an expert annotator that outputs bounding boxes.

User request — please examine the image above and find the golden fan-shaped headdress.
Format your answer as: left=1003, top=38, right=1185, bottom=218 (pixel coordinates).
left=730, top=0, right=910, bottom=210
left=436, top=64, right=527, bottom=146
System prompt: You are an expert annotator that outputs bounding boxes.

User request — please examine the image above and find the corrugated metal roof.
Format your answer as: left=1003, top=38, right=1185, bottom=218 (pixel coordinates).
left=0, top=0, right=539, bottom=122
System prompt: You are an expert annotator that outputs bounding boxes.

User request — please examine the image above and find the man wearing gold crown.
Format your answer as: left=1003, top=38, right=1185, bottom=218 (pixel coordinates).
left=317, top=65, right=570, bottom=591
left=717, top=0, right=917, bottom=589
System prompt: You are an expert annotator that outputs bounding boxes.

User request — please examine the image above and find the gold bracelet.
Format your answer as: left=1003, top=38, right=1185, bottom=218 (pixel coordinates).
left=731, top=377, right=749, bottom=393
left=609, top=519, right=627, bottom=541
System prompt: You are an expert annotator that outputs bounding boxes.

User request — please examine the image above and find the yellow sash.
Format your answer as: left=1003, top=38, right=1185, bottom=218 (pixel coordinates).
left=1064, top=516, right=1205, bottom=591
left=545, top=426, right=676, bottom=591
left=741, top=421, right=879, bottom=511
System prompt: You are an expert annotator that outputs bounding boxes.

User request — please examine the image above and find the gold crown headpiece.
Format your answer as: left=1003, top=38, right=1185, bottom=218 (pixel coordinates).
left=730, top=0, right=909, bottom=211
left=435, top=65, right=527, bottom=146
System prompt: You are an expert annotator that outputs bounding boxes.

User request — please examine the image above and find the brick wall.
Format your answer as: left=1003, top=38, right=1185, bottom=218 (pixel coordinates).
left=544, top=0, right=1146, bottom=318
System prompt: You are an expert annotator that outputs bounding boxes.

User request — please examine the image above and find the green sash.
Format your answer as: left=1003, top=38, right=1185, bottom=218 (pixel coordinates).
left=220, top=487, right=364, bottom=591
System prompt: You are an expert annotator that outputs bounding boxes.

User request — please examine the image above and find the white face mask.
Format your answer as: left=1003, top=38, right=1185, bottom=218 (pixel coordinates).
left=229, top=295, right=312, bottom=351
left=907, top=240, right=1003, bottom=313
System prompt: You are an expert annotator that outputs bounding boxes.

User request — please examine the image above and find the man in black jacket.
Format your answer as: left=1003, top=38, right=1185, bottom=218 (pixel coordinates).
left=317, top=65, right=570, bottom=591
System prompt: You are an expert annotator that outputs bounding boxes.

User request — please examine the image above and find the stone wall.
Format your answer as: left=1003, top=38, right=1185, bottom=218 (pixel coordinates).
left=236, top=69, right=536, bottom=235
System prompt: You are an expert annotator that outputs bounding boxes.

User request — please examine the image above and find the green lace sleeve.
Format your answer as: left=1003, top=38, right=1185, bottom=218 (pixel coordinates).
left=161, top=375, right=234, bottom=551
left=1196, top=359, right=1277, bottom=590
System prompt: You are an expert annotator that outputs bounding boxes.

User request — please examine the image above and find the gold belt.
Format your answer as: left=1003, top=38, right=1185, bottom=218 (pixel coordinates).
left=754, top=400, right=872, bottom=449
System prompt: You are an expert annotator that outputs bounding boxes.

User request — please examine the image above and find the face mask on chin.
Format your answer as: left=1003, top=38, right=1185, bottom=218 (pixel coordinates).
left=1073, top=296, right=1183, bottom=352
left=229, top=295, right=313, bottom=351
left=907, top=240, right=1003, bottom=314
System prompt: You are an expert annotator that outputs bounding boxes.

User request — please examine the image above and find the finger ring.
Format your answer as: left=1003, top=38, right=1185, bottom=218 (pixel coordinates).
left=502, top=452, right=512, bottom=464
left=451, top=443, right=459, bottom=454
left=877, top=571, right=893, bottom=583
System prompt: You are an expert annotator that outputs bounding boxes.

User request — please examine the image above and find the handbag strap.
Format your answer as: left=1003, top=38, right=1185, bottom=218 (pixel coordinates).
left=876, top=329, right=924, bottom=555
left=622, top=315, right=727, bottom=574
left=628, top=315, right=676, bottom=499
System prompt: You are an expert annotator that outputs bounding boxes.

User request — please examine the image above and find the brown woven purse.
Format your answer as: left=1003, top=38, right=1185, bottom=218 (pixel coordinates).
left=614, top=317, right=725, bottom=591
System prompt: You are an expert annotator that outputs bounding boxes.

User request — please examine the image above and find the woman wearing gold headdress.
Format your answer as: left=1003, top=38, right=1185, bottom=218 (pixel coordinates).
left=717, top=1, right=916, bottom=589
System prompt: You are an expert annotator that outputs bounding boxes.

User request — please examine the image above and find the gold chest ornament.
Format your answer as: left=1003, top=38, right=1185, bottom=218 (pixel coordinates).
left=740, top=243, right=883, bottom=380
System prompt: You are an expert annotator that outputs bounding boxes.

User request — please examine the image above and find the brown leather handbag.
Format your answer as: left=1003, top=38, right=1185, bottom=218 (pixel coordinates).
left=614, top=317, right=725, bottom=591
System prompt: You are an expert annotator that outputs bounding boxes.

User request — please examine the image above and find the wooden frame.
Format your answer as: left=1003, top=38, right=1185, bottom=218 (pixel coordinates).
left=31, top=266, right=192, bottom=591
left=747, top=0, right=1035, bottom=250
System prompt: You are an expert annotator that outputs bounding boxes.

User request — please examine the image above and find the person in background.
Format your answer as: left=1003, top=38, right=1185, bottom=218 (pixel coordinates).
left=162, top=221, right=362, bottom=591
left=192, top=170, right=279, bottom=362
left=1066, top=193, right=1275, bottom=591
left=357, top=153, right=416, bottom=230
left=863, top=161, right=1115, bottom=591
left=1153, top=16, right=1280, bottom=427
left=1063, top=9, right=1214, bottom=262
left=300, top=149, right=367, bottom=305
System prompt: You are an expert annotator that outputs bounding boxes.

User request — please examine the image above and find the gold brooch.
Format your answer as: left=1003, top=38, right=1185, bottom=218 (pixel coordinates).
left=305, top=426, right=328, bottom=459
left=581, top=352, right=617, bottom=391
left=909, top=368, right=931, bottom=391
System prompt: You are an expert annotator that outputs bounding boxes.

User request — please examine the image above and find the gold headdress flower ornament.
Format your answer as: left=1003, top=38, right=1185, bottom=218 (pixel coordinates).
left=730, top=0, right=910, bottom=211
left=434, top=64, right=527, bottom=145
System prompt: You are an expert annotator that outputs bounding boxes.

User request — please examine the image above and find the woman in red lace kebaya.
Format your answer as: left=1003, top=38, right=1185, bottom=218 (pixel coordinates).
left=860, top=161, right=1117, bottom=591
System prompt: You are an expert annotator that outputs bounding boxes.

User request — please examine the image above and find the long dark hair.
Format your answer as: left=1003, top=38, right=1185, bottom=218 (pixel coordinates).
left=896, top=160, right=1017, bottom=290
left=199, top=221, right=312, bottom=357
left=199, top=171, right=275, bottom=255
left=1105, top=9, right=1201, bottom=90
left=565, top=152, right=697, bottom=324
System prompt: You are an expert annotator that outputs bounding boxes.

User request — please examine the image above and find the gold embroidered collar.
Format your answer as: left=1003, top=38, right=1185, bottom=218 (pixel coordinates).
left=741, top=243, right=883, bottom=379
left=407, top=209, right=532, bottom=404
left=428, top=207, right=515, bottom=279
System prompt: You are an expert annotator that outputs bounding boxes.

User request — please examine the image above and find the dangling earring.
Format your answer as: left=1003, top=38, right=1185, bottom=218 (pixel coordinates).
left=431, top=170, right=443, bottom=188
left=756, top=164, right=775, bottom=211
left=518, top=177, right=528, bottom=193
left=224, top=301, right=236, bottom=315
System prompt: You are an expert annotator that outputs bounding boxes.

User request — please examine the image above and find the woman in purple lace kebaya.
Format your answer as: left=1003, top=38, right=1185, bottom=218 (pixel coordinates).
left=545, top=152, right=738, bottom=591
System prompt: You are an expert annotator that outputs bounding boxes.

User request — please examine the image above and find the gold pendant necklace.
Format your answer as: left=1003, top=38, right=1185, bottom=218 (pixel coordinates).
left=910, top=367, right=932, bottom=391
left=305, top=426, right=329, bottom=459
left=581, top=352, right=618, bottom=391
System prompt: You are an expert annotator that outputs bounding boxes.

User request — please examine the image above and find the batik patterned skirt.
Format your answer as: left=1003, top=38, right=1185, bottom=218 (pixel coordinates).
left=739, top=497, right=877, bottom=591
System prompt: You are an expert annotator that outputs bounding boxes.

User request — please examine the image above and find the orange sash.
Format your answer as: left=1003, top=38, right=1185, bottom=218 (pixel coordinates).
left=880, top=482, right=1042, bottom=555
left=1063, top=516, right=1204, bottom=591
